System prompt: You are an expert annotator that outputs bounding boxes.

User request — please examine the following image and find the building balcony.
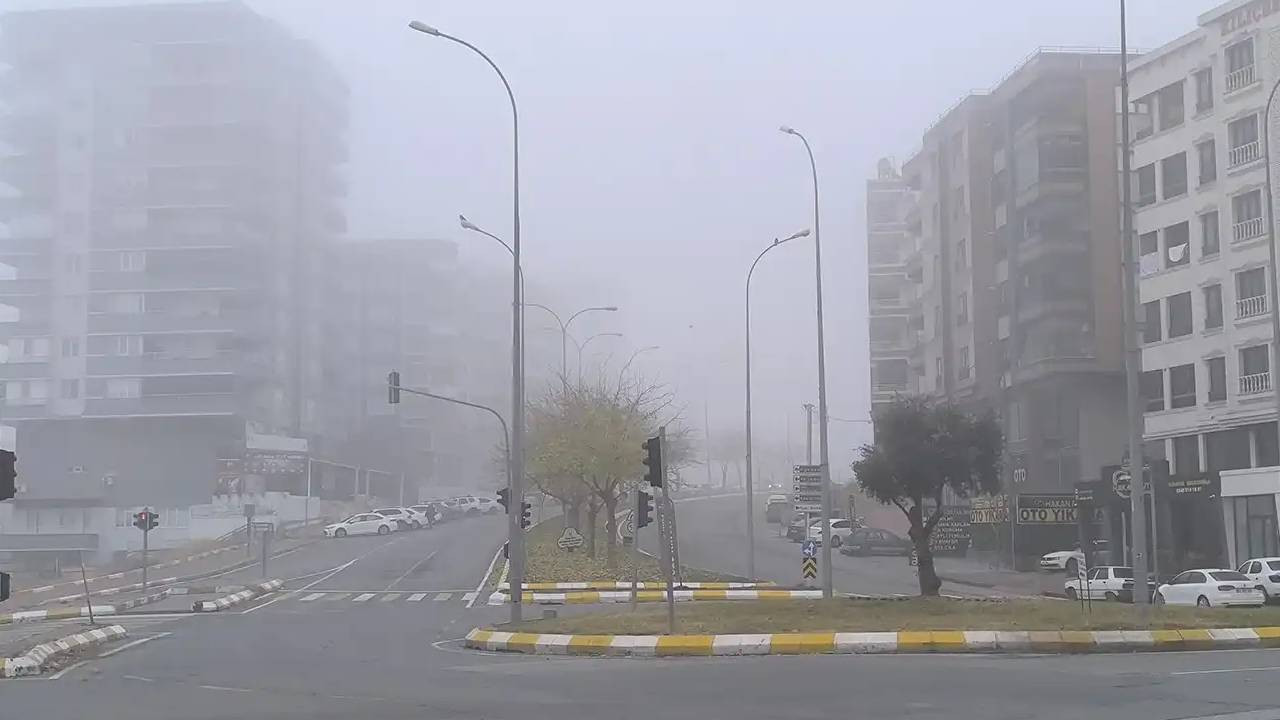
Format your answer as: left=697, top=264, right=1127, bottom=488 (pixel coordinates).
left=1, top=401, right=50, bottom=419
left=870, top=300, right=912, bottom=317
left=1229, top=141, right=1261, bottom=169
left=88, top=271, right=238, bottom=293
left=1014, top=169, right=1086, bottom=208
left=1241, top=371, right=1271, bottom=395
left=869, top=339, right=911, bottom=357
left=0, top=276, right=51, bottom=297
left=1237, top=294, right=1268, bottom=320
left=1010, top=355, right=1104, bottom=386
left=1226, top=64, right=1257, bottom=94
left=1233, top=217, right=1265, bottom=242
left=87, top=312, right=236, bottom=335
left=0, top=358, right=49, bottom=379
left=82, top=393, right=238, bottom=418
left=1018, top=230, right=1088, bottom=264
left=85, top=353, right=237, bottom=377
left=1016, top=296, right=1090, bottom=324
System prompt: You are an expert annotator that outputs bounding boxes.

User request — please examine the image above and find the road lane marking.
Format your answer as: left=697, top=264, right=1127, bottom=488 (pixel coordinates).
left=380, top=593, right=400, bottom=602
left=383, top=550, right=438, bottom=592
left=99, top=632, right=172, bottom=658
left=407, top=593, right=427, bottom=602
left=47, top=659, right=89, bottom=680
left=123, top=675, right=154, bottom=682
left=469, top=544, right=505, bottom=608
left=325, top=593, right=350, bottom=602
left=201, top=684, right=253, bottom=693
left=241, top=534, right=407, bottom=614
left=434, top=592, right=452, bottom=602
left=463, top=592, right=478, bottom=603
left=353, top=593, right=375, bottom=602
left=1172, top=665, right=1280, bottom=676
left=299, top=593, right=324, bottom=602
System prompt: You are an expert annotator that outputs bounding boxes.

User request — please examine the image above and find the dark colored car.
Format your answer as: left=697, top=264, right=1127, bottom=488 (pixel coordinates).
left=839, top=528, right=912, bottom=556
left=765, top=496, right=789, bottom=523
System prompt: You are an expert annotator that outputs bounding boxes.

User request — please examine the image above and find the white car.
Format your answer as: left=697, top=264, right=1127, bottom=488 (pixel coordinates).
left=1040, top=549, right=1084, bottom=574
left=372, top=507, right=417, bottom=530
left=1236, top=557, right=1280, bottom=602
left=475, top=497, right=501, bottom=514
left=1064, top=566, right=1133, bottom=602
left=1155, top=569, right=1266, bottom=608
left=806, top=518, right=855, bottom=547
left=324, top=513, right=395, bottom=538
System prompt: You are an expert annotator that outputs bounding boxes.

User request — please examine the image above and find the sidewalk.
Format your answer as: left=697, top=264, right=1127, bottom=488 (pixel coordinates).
left=933, top=558, right=1059, bottom=597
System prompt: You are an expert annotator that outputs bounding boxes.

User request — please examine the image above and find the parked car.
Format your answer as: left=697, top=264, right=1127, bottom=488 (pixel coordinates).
left=409, top=503, right=442, bottom=526
left=839, top=528, right=912, bottom=556
left=1064, top=566, right=1133, bottom=602
left=806, top=518, right=855, bottom=546
left=475, top=497, right=501, bottom=514
left=765, top=495, right=789, bottom=523
left=324, top=513, right=395, bottom=538
left=785, top=514, right=811, bottom=542
left=373, top=507, right=418, bottom=530
left=454, top=496, right=484, bottom=515
left=1155, top=569, right=1266, bottom=608
left=1236, top=557, right=1280, bottom=602
left=1040, top=540, right=1109, bottom=575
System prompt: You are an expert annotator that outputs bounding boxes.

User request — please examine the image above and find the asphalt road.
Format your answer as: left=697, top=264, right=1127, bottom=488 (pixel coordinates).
left=5, top=506, right=1280, bottom=719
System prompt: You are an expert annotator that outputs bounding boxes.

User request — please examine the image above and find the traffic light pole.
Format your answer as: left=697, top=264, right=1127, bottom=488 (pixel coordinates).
left=141, top=508, right=149, bottom=594
left=659, top=426, right=676, bottom=634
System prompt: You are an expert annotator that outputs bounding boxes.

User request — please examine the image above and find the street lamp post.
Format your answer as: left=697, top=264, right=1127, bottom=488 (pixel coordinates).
left=528, top=304, right=619, bottom=379
left=1259, top=76, right=1280, bottom=501
left=410, top=21, right=526, bottom=620
left=569, top=332, right=623, bottom=384
left=744, top=229, right=810, bottom=581
left=780, top=125, right=834, bottom=599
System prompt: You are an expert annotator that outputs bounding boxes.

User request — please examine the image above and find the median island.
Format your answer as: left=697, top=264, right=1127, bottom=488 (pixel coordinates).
left=516, top=516, right=732, bottom=585
left=508, top=598, right=1280, bottom=635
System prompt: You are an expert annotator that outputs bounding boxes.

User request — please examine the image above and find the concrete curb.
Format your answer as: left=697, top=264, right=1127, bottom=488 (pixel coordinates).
left=168, top=585, right=246, bottom=596
left=19, top=544, right=245, bottom=596
left=488, top=588, right=825, bottom=606
left=465, top=625, right=1280, bottom=657
left=0, top=590, right=173, bottom=626
left=497, top=581, right=776, bottom=591
left=193, top=580, right=282, bottom=612
left=2, top=625, right=128, bottom=677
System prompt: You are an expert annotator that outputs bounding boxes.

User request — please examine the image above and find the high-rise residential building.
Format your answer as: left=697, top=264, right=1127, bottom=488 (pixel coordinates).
left=0, top=2, right=348, bottom=509
left=866, top=158, right=921, bottom=410
left=1127, top=0, right=1280, bottom=568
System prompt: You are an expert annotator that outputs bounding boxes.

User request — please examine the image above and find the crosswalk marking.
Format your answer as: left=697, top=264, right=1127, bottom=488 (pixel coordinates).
left=433, top=592, right=452, bottom=602
left=462, top=592, right=478, bottom=603
left=299, top=593, right=325, bottom=602
left=352, top=593, right=375, bottom=602
left=380, top=593, right=400, bottom=602
left=327, top=593, right=350, bottom=602
left=407, top=593, right=427, bottom=602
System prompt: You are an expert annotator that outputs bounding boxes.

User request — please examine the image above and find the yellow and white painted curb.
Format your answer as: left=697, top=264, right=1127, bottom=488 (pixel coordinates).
left=193, top=579, right=282, bottom=612
left=2, top=625, right=128, bottom=677
left=488, top=588, right=821, bottom=606
left=498, top=581, right=773, bottom=591
left=0, top=589, right=173, bottom=626
left=465, top=626, right=1280, bottom=656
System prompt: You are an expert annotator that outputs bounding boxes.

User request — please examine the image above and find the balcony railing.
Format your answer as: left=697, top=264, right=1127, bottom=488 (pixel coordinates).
left=1234, top=216, right=1265, bottom=242
left=1241, top=371, right=1271, bottom=395
left=1226, top=64, right=1256, bottom=93
left=1229, top=140, right=1260, bottom=167
left=1237, top=294, right=1268, bottom=319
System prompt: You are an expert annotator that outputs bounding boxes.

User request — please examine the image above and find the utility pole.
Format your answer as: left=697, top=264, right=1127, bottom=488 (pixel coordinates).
left=803, top=403, right=815, bottom=463
left=1119, top=0, right=1150, bottom=607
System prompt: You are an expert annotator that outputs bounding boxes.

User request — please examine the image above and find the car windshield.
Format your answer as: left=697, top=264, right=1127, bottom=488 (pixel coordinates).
left=1209, top=571, right=1249, bottom=582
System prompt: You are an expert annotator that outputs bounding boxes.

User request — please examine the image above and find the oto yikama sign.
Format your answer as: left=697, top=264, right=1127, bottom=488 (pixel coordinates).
left=929, top=506, right=971, bottom=555
left=1016, top=494, right=1077, bottom=525
left=970, top=495, right=1008, bottom=524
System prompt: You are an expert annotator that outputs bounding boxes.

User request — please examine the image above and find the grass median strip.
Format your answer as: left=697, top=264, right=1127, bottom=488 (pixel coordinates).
left=523, top=518, right=732, bottom=584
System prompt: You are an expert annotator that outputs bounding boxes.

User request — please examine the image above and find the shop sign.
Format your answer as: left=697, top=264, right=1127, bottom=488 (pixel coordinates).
left=1016, top=494, right=1077, bottom=524
left=970, top=495, right=1009, bottom=524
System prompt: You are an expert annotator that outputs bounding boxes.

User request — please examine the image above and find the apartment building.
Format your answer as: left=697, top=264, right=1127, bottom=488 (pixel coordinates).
left=0, top=2, right=347, bottom=509
left=1128, top=0, right=1280, bottom=568
left=866, top=158, right=920, bottom=409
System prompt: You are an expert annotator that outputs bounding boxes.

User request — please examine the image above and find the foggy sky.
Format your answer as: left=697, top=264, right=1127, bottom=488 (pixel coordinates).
left=5, top=0, right=1209, bottom=483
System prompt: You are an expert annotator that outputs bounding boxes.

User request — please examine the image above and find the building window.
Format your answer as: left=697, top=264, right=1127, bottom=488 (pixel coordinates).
left=1208, top=428, right=1252, bottom=471
left=958, top=346, right=970, bottom=380
left=935, top=356, right=943, bottom=387
left=1194, top=68, right=1214, bottom=113
left=1161, top=152, right=1187, bottom=198
left=1142, top=299, right=1162, bottom=343
left=1240, top=344, right=1271, bottom=394
left=1157, top=81, right=1185, bottom=130
left=1139, top=230, right=1159, bottom=276
left=1164, top=221, right=1190, bottom=267
left=933, top=305, right=942, bottom=337
left=118, top=251, right=146, bottom=272
left=1174, top=434, right=1201, bottom=474
left=1136, top=164, right=1156, bottom=207
left=955, top=239, right=967, bottom=269
left=63, top=254, right=82, bottom=274
left=1256, top=422, right=1279, bottom=467
left=1170, top=364, right=1196, bottom=408
left=1230, top=495, right=1278, bottom=563
left=1236, top=267, right=1268, bottom=319
left=60, top=379, right=79, bottom=399
left=60, top=338, right=79, bottom=357
left=1207, top=356, right=1227, bottom=402
left=1228, top=114, right=1261, bottom=167
left=114, top=335, right=142, bottom=357
left=1225, top=37, right=1256, bottom=93
left=1197, top=140, right=1217, bottom=186
left=1167, top=291, right=1192, bottom=338
left=1205, top=283, right=1223, bottom=329
left=1232, top=189, right=1264, bottom=242
left=1141, top=369, right=1165, bottom=412
left=105, top=378, right=140, bottom=399
left=957, top=292, right=968, bottom=325
left=1201, top=210, right=1220, bottom=256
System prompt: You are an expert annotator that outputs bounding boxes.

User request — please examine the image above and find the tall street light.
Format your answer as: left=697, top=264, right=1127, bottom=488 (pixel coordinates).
left=780, top=124, right=834, bottom=599
left=569, top=331, right=623, bottom=384
left=1260, top=63, right=1280, bottom=523
left=744, top=229, right=810, bottom=581
left=526, top=304, right=619, bottom=379
left=410, top=21, right=526, bottom=620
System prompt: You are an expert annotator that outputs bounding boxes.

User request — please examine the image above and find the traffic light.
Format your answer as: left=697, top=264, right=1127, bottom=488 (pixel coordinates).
left=387, top=370, right=401, bottom=405
left=0, top=449, right=16, bottom=501
left=0, top=571, right=8, bottom=602
left=497, top=487, right=510, bottom=513
left=133, top=509, right=158, bottom=532
left=642, top=435, right=663, bottom=488
left=637, top=489, right=653, bottom=529
left=520, top=501, right=532, bottom=529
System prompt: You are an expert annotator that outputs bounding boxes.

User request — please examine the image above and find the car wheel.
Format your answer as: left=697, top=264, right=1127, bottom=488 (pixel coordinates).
left=378, top=525, right=390, bottom=536
left=334, top=528, right=347, bottom=538
left=1263, top=588, right=1273, bottom=605
left=1197, top=595, right=1211, bottom=608
left=1154, top=592, right=1165, bottom=606
left=412, top=520, right=422, bottom=529
left=1065, top=559, right=1078, bottom=576
left=1066, top=587, right=1077, bottom=600
left=831, top=536, right=843, bottom=548
left=1104, top=591, right=1118, bottom=602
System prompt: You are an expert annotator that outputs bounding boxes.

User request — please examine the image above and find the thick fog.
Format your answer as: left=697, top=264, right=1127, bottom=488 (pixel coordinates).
left=6, top=0, right=1208, bottom=485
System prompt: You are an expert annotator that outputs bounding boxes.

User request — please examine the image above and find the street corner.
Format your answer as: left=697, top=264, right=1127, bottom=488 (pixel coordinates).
left=461, top=625, right=1280, bottom=658
left=193, top=579, right=283, bottom=612
left=2, top=625, right=127, bottom=678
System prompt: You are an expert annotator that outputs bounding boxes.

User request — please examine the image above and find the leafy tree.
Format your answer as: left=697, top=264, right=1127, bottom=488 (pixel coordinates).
left=851, top=396, right=1002, bottom=596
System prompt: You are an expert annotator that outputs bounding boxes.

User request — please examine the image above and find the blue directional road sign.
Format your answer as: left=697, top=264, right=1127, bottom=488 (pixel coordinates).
left=802, top=540, right=817, bottom=558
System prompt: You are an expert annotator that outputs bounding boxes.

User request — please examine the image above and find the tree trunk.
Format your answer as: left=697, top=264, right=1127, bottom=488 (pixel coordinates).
left=734, top=461, right=742, bottom=489
left=720, top=464, right=728, bottom=490
left=603, top=493, right=619, bottom=569
left=906, top=504, right=942, bottom=596
left=585, top=499, right=600, bottom=558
